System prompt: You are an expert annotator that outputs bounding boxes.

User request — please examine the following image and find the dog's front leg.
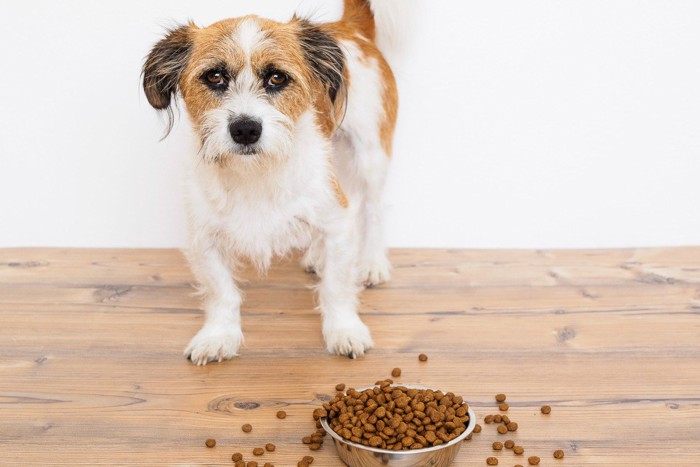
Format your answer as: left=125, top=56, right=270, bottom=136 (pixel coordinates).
left=184, top=243, right=244, bottom=365
left=318, top=214, right=374, bottom=359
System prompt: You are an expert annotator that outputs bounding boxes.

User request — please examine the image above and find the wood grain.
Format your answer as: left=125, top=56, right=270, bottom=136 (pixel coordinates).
left=0, top=247, right=699, bottom=466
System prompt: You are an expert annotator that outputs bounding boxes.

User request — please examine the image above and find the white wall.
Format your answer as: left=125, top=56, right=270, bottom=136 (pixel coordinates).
left=1, top=1, right=699, bottom=249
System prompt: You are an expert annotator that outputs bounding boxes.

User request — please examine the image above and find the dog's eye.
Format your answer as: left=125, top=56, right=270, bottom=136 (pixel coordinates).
left=264, top=71, right=289, bottom=90
left=201, top=69, right=228, bottom=89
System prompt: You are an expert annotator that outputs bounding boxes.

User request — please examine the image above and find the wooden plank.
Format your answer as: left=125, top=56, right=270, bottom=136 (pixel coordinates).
left=0, top=247, right=699, bottom=466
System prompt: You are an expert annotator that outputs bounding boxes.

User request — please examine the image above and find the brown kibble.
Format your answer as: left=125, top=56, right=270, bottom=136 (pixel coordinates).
left=528, top=456, right=541, bottom=465
left=265, top=443, right=276, bottom=452
left=504, top=440, right=515, bottom=449
left=495, top=393, right=506, bottom=402
left=232, top=453, right=243, bottom=462
left=554, top=449, right=565, bottom=459
left=515, top=465, right=524, bottom=467
left=335, top=383, right=345, bottom=392
left=501, top=415, right=511, bottom=425
left=204, top=438, right=216, bottom=448
left=507, top=422, right=518, bottom=432
left=497, top=425, right=508, bottom=434
left=493, top=415, right=502, bottom=423
left=297, top=463, right=308, bottom=467
left=473, top=424, right=482, bottom=433
left=484, top=415, right=494, bottom=424
left=492, top=441, right=503, bottom=450
left=486, top=457, right=499, bottom=465
left=253, top=447, right=264, bottom=456
left=498, top=403, right=509, bottom=411
left=276, top=410, right=287, bottom=419
left=302, top=455, right=314, bottom=464
left=264, top=463, right=274, bottom=467
left=247, top=462, right=258, bottom=467
left=242, top=423, right=253, bottom=433
left=302, top=436, right=312, bottom=444
left=235, top=461, right=245, bottom=467
left=541, top=405, right=551, bottom=414
left=391, top=368, right=401, bottom=377
left=418, top=353, right=428, bottom=362
left=312, top=408, right=327, bottom=420
left=309, top=444, right=321, bottom=451
left=514, top=446, right=525, bottom=455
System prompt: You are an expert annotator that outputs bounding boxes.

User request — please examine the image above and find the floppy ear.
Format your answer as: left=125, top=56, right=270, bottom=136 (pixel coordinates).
left=142, top=24, right=194, bottom=133
left=295, top=18, right=346, bottom=104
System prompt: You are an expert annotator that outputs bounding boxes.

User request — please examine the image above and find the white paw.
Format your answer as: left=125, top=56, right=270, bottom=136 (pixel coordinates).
left=323, top=316, right=374, bottom=359
left=184, top=325, right=244, bottom=366
left=301, top=241, right=324, bottom=276
left=359, top=255, right=391, bottom=287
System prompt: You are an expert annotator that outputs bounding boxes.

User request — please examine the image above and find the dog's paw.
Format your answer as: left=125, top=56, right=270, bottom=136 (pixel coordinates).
left=184, top=325, right=244, bottom=366
left=359, top=255, right=391, bottom=288
left=323, top=317, right=374, bottom=359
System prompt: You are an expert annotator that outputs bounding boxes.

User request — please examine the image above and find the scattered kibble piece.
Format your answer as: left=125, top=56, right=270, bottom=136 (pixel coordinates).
left=474, top=424, right=482, bottom=433
left=515, top=465, right=524, bottom=467
left=541, top=405, right=551, bottom=414
left=486, top=457, right=499, bottom=465
left=297, top=462, right=309, bottom=467
left=494, top=415, right=502, bottom=423
left=309, top=444, right=321, bottom=451
left=276, top=410, right=287, bottom=419
left=507, top=422, right=518, bottom=432
left=492, top=441, right=503, bottom=450
left=253, top=447, right=264, bottom=456
left=497, top=425, right=508, bottom=434
left=242, top=423, right=253, bottom=433
left=501, top=415, right=510, bottom=425
left=499, top=403, right=509, bottom=411
left=263, top=463, right=274, bottom=467
left=528, top=456, right=541, bottom=465
left=232, top=453, right=243, bottom=462
left=554, top=449, right=565, bottom=459
left=418, top=353, right=428, bottom=362
left=504, top=440, right=515, bottom=449
left=514, top=446, right=525, bottom=455
left=265, top=443, right=275, bottom=452
left=302, top=456, right=314, bottom=464
left=234, top=461, right=245, bottom=467
left=484, top=415, right=494, bottom=424
left=302, top=436, right=312, bottom=444
left=247, top=462, right=258, bottom=467
left=205, top=438, right=216, bottom=448
left=495, top=393, right=506, bottom=402
left=335, top=383, right=345, bottom=392
left=391, top=367, right=401, bottom=377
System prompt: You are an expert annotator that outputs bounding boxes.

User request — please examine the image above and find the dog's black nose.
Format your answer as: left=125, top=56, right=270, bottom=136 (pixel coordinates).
left=229, top=118, right=262, bottom=145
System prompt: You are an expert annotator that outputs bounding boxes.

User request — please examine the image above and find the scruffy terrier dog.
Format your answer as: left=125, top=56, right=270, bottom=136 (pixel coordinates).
left=143, top=0, right=398, bottom=364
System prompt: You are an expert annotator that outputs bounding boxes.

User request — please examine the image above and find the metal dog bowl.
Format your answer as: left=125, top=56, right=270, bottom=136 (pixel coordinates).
left=320, top=386, right=476, bottom=467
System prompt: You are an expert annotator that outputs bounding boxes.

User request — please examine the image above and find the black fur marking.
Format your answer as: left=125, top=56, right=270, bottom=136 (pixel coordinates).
left=296, top=19, right=345, bottom=103
left=142, top=24, right=194, bottom=137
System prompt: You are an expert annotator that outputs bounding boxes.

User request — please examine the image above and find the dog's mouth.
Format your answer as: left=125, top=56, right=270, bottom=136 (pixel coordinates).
left=237, top=145, right=259, bottom=156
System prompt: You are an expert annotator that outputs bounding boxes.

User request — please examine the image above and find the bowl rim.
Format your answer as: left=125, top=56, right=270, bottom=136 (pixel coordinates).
left=319, top=384, right=476, bottom=456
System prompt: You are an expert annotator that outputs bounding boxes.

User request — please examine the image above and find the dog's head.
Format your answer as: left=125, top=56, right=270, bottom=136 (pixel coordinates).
left=143, top=16, right=345, bottom=165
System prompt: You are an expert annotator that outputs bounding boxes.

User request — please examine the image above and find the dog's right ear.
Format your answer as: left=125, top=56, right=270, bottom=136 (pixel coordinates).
left=142, top=24, right=195, bottom=133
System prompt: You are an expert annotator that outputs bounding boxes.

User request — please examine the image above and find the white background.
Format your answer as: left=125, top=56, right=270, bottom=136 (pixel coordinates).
left=1, top=0, right=699, bottom=249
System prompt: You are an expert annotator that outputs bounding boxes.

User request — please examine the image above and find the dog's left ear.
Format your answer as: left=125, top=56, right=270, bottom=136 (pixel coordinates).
left=295, top=18, right=345, bottom=104
left=142, top=24, right=195, bottom=135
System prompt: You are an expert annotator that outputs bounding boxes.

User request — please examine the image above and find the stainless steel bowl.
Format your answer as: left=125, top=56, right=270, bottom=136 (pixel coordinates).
left=320, top=386, right=476, bottom=467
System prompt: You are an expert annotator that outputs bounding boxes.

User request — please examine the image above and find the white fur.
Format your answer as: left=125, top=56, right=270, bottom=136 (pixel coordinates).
left=179, top=11, right=395, bottom=365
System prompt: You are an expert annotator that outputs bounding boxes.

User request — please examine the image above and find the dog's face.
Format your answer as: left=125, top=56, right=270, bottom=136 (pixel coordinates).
left=143, top=16, right=345, bottom=165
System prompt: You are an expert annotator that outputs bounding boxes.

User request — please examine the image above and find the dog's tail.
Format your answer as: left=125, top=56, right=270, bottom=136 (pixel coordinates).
left=342, top=0, right=404, bottom=58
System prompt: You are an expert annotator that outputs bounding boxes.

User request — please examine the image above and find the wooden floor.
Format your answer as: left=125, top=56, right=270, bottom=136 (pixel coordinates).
left=1, top=248, right=699, bottom=466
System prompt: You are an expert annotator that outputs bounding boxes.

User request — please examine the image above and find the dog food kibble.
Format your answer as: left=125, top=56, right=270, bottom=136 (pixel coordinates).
left=302, top=436, right=312, bottom=444
left=302, top=455, right=314, bottom=464
left=554, top=449, right=565, bottom=459
left=276, top=410, right=287, bottom=419
left=205, top=438, right=216, bottom=448
left=495, top=393, right=506, bottom=402
left=242, top=423, right=253, bottom=433
left=513, top=446, right=525, bottom=455
left=335, top=383, right=346, bottom=392
left=253, top=447, right=264, bottom=456
left=541, top=405, right=551, bottom=414
left=265, top=443, right=275, bottom=452
left=505, top=440, right=515, bottom=449
left=515, top=465, right=524, bottom=467
left=234, top=462, right=245, bottom=467
left=484, top=415, right=494, bottom=424
left=232, top=453, right=243, bottom=462
left=321, top=381, right=471, bottom=450
left=418, top=353, right=428, bottom=362
left=507, top=422, right=518, bottom=432
left=497, top=425, right=508, bottom=434
left=263, top=464, right=274, bottom=467
left=474, top=424, right=482, bottom=433
left=391, top=367, right=401, bottom=377
left=486, top=457, right=499, bottom=465
left=528, top=456, right=541, bottom=465
left=498, top=403, right=509, bottom=411
left=247, top=462, right=258, bottom=467
left=501, top=415, right=510, bottom=425
left=493, top=415, right=502, bottom=423
left=492, top=441, right=503, bottom=450
left=309, top=444, right=321, bottom=450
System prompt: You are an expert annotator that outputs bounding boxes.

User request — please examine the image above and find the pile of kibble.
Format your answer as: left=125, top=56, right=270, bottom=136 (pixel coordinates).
left=320, top=379, right=470, bottom=451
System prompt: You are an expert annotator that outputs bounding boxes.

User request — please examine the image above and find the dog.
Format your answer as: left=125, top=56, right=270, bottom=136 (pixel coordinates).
left=142, top=0, right=398, bottom=365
